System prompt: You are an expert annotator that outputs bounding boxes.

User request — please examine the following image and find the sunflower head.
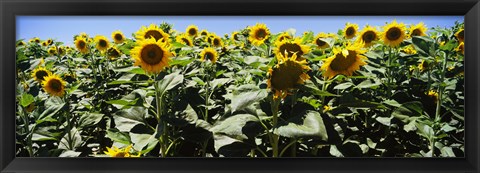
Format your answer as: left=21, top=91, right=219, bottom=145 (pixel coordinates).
left=455, top=42, right=464, bottom=55
left=200, top=30, right=209, bottom=36
left=401, top=45, right=417, bottom=55
left=427, top=90, right=439, bottom=103
left=200, top=47, right=218, bottom=64
left=41, top=41, right=48, bottom=47
left=111, top=30, right=125, bottom=44
left=186, top=25, right=199, bottom=37
left=381, top=20, right=407, bottom=47
left=107, top=46, right=122, bottom=60
left=455, top=28, right=464, bottom=43
left=408, top=22, right=428, bottom=38
left=31, top=37, right=40, bottom=43
left=277, top=32, right=293, bottom=42
left=57, top=46, right=66, bottom=56
left=31, top=67, right=52, bottom=82
left=17, top=41, right=26, bottom=47
left=274, top=38, right=311, bottom=61
left=46, top=39, right=53, bottom=45
left=344, top=23, right=359, bottom=39
left=211, top=35, right=223, bottom=47
left=267, top=52, right=311, bottom=99
left=47, top=46, right=57, bottom=55
left=321, top=43, right=368, bottom=79
left=42, top=74, right=67, bottom=97
left=248, top=23, right=270, bottom=46
left=323, top=105, right=332, bottom=112
left=135, top=24, right=170, bottom=42
left=175, top=34, right=193, bottom=46
left=104, top=145, right=139, bottom=157
left=231, top=31, right=241, bottom=41
left=313, top=32, right=331, bottom=49
left=356, top=25, right=380, bottom=47
left=131, top=38, right=172, bottom=74
left=75, top=37, right=89, bottom=54
left=94, top=35, right=110, bottom=52
left=418, top=59, right=429, bottom=71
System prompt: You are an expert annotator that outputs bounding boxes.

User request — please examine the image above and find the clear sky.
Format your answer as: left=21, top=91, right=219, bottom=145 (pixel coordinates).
left=17, top=16, right=463, bottom=46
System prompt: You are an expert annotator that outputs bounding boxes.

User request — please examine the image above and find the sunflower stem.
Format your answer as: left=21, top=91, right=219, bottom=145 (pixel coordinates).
left=271, top=97, right=281, bottom=157
left=153, top=74, right=167, bottom=157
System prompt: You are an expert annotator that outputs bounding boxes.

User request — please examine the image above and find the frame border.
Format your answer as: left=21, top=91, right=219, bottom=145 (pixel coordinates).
left=1, top=0, right=479, bottom=173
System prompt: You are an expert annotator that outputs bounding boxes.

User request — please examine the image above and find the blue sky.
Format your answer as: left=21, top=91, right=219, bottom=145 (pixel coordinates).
left=17, top=16, right=463, bottom=46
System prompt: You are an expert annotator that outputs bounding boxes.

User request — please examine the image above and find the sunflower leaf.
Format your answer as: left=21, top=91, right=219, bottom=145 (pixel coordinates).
left=211, top=114, right=261, bottom=141
left=157, top=72, right=184, bottom=98
left=113, top=106, right=147, bottom=132
left=230, top=84, right=268, bottom=113
left=274, top=110, right=328, bottom=140
left=20, top=93, right=35, bottom=107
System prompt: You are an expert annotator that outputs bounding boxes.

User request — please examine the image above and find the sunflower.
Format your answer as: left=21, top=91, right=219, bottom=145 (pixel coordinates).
left=175, top=34, right=193, bottom=46
left=321, top=43, right=368, bottom=79
left=26, top=103, right=35, bottom=113
left=200, top=47, right=218, bottom=63
left=274, top=38, right=310, bottom=61
left=408, top=22, right=428, bottom=38
left=131, top=38, right=172, bottom=74
left=47, top=46, right=57, bottom=55
left=135, top=24, right=170, bottom=42
left=41, top=41, right=48, bottom=47
left=75, top=37, right=89, bottom=54
left=427, top=90, right=439, bottom=103
left=107, top=46, right=122, bottom=60
left=94, top=35, right=110, bottom=52
left=381, top=20, right=407, bottom=47
left=231, top=31, right=241, bottom=41
left=267, top=52, right=311, bottom=99
left=42, top=74, right=67, bottom=97
left=401, top=45, right=417, bottom=54
left=30, top=37, right=40, bottom=43
left=58, top=46, right=66, bottom=56
left=46, top=39, right=53, bottom=45
left=104, top=145, right=140, bottom=157
left=200, top=30, right=209, bottom=36
left=323, top=105, right=332, bottom=112
left=111, top=30, right=126, bottom=44
left=277, top=32, right=293, bottom=42
left=17, top=41, right=26, bottom=47
left=455, top=42, right=464, bottom=55
left=31, top=67, right=52, bottom=82
left=455, top=28, right=464, bottom=43
left=211, top=35, right=223, bottom=47
left=418, top=60, right=429, bottom=71
left=248, top=23, right=270, bottom=46
left=186, top=25, right=199, bottom=37
left=356, top=25, right=379, bottom=47
left=313, top=32, right=331, bottom=49
left=344, top=23, right=359, bottom=39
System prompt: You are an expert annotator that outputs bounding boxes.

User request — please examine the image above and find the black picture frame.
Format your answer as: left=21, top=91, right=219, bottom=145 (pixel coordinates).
left=1, top=0, right=479, bottom=172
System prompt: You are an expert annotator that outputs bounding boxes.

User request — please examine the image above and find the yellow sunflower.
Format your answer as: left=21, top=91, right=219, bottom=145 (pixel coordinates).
left=75, top=37, right=89, bottom=54
left=47, top=46, right=57, bottom=55
left=57, top=46, right=66, bottom=56
left=200, top=30, right=209, bottom=36
left=175, top=34, right=193, bottom=46
left=31, top=67, right=52, bottom=82
left=313, top=32, right=331, bottom=49
left=107, top=46, right=122, bottom=60
left=276, top=32, right=293, bottom=42
left=211, top=35, right=223, bottom=47
left=248, top=23, right=270, bottom=46
left=274, top=38, right=310, bottom=61
left=186, top=25, right=199, bottom=37
left=94, top=35, right=110, bottom=52
left=30, top=37, right=40, bottom=43
left=401, top=45, right=417, bottom=54
left=17, top=41, right=26, bottom=47
left=267, top=52, right=311, bottom=99
left=381, top=20, right=407, bottom=47
left=46, top=39, right=53, bottom=45
left=427, top=90, right=439, bottom=103
left=200, top=47, right=218, bottom=63
left=356, top=25, right=379, bottom=47
left=344, top=23, right=359, bottom=39
left=455, top=42, right=464, bottom=55
left=131, top=38, right=172, bottom=74
left=104, top=145, right=140, bottom=157
left=455, top=28, right=464, bottom=43
left=418, top=60, right=429, bottom=71
left=231, top=31, right=241, bottom=41
left=42, top=74, right=67, bottom=97
left=408, top=22, right=428, bottom=38
left=135, top=24, right=170, bottom=42
left=111, top=30, right=126, bottom=44
left=321, top=43, right=368, bottom=79
left=41, top=41, right=48, bottom=47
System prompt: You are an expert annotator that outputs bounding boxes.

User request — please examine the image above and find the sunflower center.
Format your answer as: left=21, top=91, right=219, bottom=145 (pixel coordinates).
left=458, top=30, right=464, bottom=40
left=201, top=31, right=208, bottom=36
left=108, top=48, right=120, bottom=57
left=145, top=30, right=163, bottom=40
left=387, top=27, right=401, bottom=41
left=140, top=44, right=164, bottom=65
left=271, top=60, right=304, bottom=90
left=346, top=27, right=355, bottom=36
left=362, top=31, right=376, bottom=43
left=115, top=34, right=123, bottom=41
left=204, top=52, right=215, bottom=61
left=255, top=29, right=267, bottom=40
left=188, top=28, right=197, bottom=36
left=99, top=40, right=107, bottom=48
left=78, top=41, right=86, bottom=49
left=213, top=38, right=221, bottom=46
left=279, top=43, right=303, bottom=57
left=114, top=152, right=127, bottom=157
left=36, top=71, right=48, bottom=81
left=316, top=38, right=327, bottom=47
left=48, top=79, right=63, bottom=92
left=49, top=49, right=55, bottom=54
left=181, top=38, right=190, bottom=45
left=411, top=29, right=422, bottom=36
left=330, top=50, right=358, bottom=71
left=233, top=34, right=239, bottom=40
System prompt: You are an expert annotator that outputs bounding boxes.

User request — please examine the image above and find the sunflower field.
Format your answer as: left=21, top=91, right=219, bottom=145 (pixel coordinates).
left=16, top=20, right=465, bottom=157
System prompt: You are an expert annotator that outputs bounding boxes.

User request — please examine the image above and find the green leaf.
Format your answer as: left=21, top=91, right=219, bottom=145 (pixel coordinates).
left=58, top=127, right=83, bottom=150
left=129, top=124, right=157, bottom=152
left=113, top=66, right=146, bottom=75
left=210, top=78, right=232, bottom=91
left=106, top=128, right=131, bottom=144
left=230, top=84, right=268, bottom=112
left=78, top=112, right=104, bottom=128
left=170, top=56, right=194, bottom=67
left=113, top=106, right=147, bottom=132
left=157, top=72, right=184, bottom=98
left=412, top=36, right=435, bottom=56
left=354, top=79, right=382, bottom=89
left=274, top=110, right=328, bottom=140
left=333, top=82, right=353, bottom=90
left=211, top=114, right=260, bottom=140
left=416, top=123, right=435, bottom=140
left=20, top=93, right=35, bottom=107
left=37, top=97, right=65, bottom=122
left=300, top=81, right=339, bottom=97
left=338, top=94, right=386, bottom=109
left=213, top=134, right=253, bottom=157
left=391, top=101, right=423, bottom=123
